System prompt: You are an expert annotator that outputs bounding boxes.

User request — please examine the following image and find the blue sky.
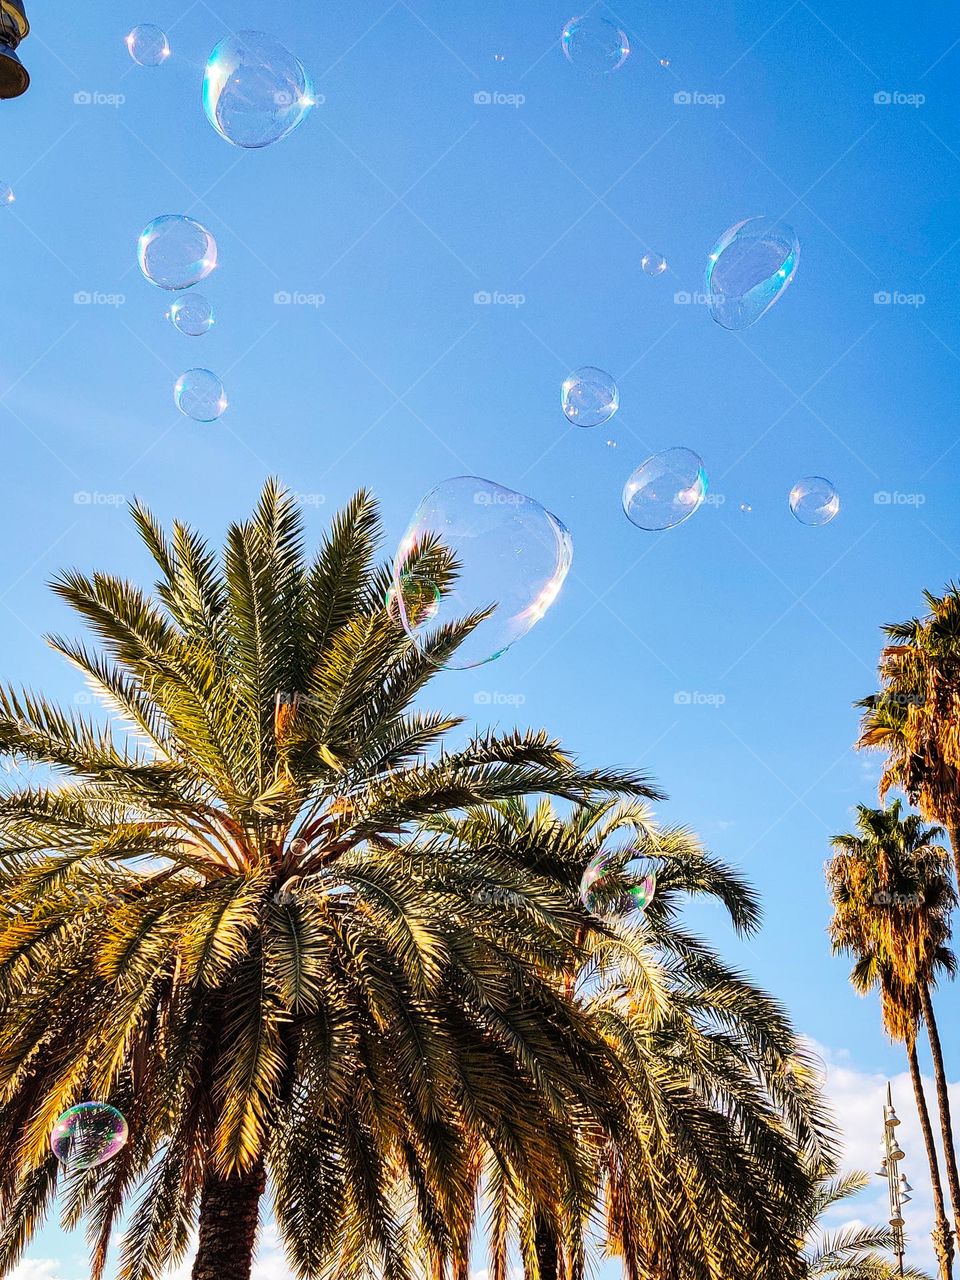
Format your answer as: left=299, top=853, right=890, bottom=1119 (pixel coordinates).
left=4, top=0, right=960, bottom=1273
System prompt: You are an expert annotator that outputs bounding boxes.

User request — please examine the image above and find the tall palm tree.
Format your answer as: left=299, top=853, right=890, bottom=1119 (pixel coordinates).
left=826, top=802, right=959, bottom=1280
left=433, top=797, right=837, bottom=1280
left=0, top=482, right=656, bottom=1280
left=858, top=584, right=960, bottom=885
left=800, top=1166, right=931, bottom=1280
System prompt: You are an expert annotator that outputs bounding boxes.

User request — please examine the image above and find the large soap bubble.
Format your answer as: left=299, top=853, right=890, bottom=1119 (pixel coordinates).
left=623, top=448, right=708, bottom=531
left=138, top=215, right=217, bottom=291
left=705, top=217, right=799, bottom=331
left=50, top=1103, right=128, bottom=1170
left=203, top=31, right=314, bottom=148
left=561, top=15, right=630, bottom=73
left=561, top=366, right=619, bottom=427
left=391, top=476, right=573, bottom=670
left=789, top=476, right=839, bottom=526
left=174, top=369, right=227, bottom=421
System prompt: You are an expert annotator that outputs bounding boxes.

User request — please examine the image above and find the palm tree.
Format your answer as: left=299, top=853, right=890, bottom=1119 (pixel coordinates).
left=858, top=584, right=960, bottom=885
left=433, top=797, right=837, bottom=1280
left=0, top=482, right=656, bottom=1280
left=800, top=1166, right=931, bottom=1280
left=826, top=802, right=959, bottom=1280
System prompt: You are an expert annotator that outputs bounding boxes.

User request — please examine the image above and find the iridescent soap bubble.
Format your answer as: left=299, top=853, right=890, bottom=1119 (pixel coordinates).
left=580, top=853, right=657, bottom=917
left=623, top=448, right=708, bottom=531
left=391, top=476, right=573, bottom=670
left=561, top=367, right=619, bottom=427
left=50, top=1103, right=128, bottom=1170
left=641, top=251, right=668, bottom=277
left=705, top=216, right=800, bottom=330
left=659, top=57, right=670, bottom=67
left=167, top=293, right=214, bottom=336
left=174, top=369, right=227, bottom=421
left=789, top=476, right=839, bottom=526
left=0, top=182, right=13, bottom=206
left=138, top=215, right=217, bottom=291
left=561, top=15, right=630, bottom=73
left=125, top=24, right=170, bottom=66
left=203, top=31, right=314, bottom=149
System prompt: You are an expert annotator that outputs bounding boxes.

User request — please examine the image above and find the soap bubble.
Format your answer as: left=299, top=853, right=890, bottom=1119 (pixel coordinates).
left=391, top=476, right=573, bottom=670
left=659, top=57, right=670, bottom=67
left=789, top=476, right=839, bottom=526
left=203, top=31, right=314, bottom=149
left=174, top=369, right=227, bottom=421
left=580, top=854, right=657, bottom=917
left=561, top=15, right=630, bottom=73
left=641, top=251, right=668, bottom=277
left=125, top=24, right=170, bottom=66
left=705, top=216, right=800, bottom=330
left=493, top=52, right=506, bottom=62
left=0, top=183, right=13, bottom=206
left=50, top=1103, right=128, bottom=1170
left=561, top=367, right=619, bottom=427
left=138, top=215, right=217, bottom=291
left=623, top=448, right=708, bottom=531
left=167, top=294, right=214, bottom=336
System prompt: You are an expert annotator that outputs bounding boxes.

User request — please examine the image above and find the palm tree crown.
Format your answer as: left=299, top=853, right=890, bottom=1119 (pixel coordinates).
left=0, top=482, right=655, bottom=1280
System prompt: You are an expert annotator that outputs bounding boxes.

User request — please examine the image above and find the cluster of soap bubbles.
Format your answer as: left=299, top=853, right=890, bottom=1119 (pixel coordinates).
left=118, top=13, right=837, bottom=681
left=579, top=852, right=657, bottom=918
left=127, top=28, right=314, bottom=423
left=125, top=24, right=313, bottom=149
left=137, top=214, right=225, bottom=421
left=50, top=1102, right=128, bottom=1171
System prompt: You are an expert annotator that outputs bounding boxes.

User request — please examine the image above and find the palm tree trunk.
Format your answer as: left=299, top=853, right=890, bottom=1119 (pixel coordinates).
left=920, top=985, right=960, bottom=1231
left=908, top=1037, right=954, bottom=1280
left=534, top=1211, right=560, bottom=1280
left=948, top=823, right=960, bottom=896
left=191, top=1160, right=266, bottom=1280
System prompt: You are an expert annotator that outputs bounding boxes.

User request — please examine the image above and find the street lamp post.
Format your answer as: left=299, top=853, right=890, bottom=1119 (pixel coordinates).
left=875, top=1082, right=911, bottom=1276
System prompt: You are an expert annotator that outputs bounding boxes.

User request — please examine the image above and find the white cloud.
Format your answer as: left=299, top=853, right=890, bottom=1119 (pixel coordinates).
left=8, top=1262, right=64, bottom=1280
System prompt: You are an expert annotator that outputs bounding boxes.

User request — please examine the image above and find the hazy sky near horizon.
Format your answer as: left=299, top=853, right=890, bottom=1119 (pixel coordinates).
left=3, top=0, right=960, bottom=1274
